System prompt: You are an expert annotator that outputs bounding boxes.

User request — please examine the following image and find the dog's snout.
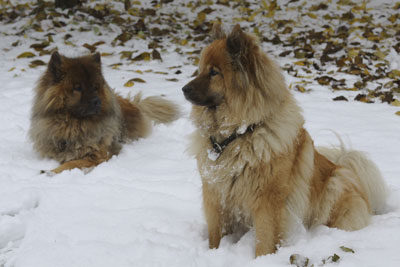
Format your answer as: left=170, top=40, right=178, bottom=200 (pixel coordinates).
left=182, top=84, right=192, bottom=94
left=91, top=97, right=101, bottom=108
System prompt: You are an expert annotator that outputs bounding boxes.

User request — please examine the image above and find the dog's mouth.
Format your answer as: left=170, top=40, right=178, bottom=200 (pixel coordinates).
left=184, top=93, right=220, bottom=108
left=183, top=87, right=223, bottom=108
left=73, top=106, right=101, bottom=118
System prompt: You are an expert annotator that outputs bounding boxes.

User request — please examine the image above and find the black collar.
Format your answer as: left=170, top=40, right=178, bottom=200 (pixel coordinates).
left=210, top=124, right=257, bottom=157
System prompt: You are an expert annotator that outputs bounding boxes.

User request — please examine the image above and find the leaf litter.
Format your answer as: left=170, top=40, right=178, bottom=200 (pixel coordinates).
left=0, top=0, right=399, bottom=113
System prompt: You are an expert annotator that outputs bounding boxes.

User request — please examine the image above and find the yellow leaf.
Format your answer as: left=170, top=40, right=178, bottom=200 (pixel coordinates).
left=8, top=67, right=15, bottom=72
left=17, top=52, right=35, bottom=58
left=101, top=52, right=113, bottom=57
left=64, top=41, right=75, bottom=46
left=124, top=80, right=135, bottom=87
left=388, top=14, right=398, bottom=23
left=395, top=111, right=400, bottom=116
left=132, top=52, right=151, bottom=61
left=29, top=60, right=46, bottom=68
left=130, top=78, right=146, bottom=83
left=261, top=0, right=268, bottom=9
left=248, top=10, right=260, bottom=22
left=266, top=10, right=275, bottom=18
left=348, top=48, right=359, bottom=58
left=120, top=51, right=134, bottom=59
left=294, top=61, right=306, bottom=66
left=391, top=100, right=400, bottom=106
left=307, top=12, right=317, bottom=19
left=233, top=17, right=245, bottom=22
left=180, top=39, right=188, bottom=46
left=94, top=4, right=105, bottom=11
left=109, top=63, right=122, bottom=70
left=375, top=49, right=387, bottom=61
left=388, top=69, right=400, bottom=78
left=197, top=12, right=206, bottom=23
left=295, top=85, right=306, bottom=92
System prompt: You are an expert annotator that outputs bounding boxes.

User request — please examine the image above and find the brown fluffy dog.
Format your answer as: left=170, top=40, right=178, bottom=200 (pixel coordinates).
left=30, top=51, right=179, bottom=174
left=183, top=25, right=387, bottom=257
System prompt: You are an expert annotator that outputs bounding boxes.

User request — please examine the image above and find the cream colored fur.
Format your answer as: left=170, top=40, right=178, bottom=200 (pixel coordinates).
left=186, top=25, right=387, bottom=257
left=132, top=92, right=180, bottom=125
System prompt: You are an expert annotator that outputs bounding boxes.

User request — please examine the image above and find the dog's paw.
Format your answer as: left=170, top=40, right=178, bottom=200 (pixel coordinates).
left=40, top=170, right=56, bottom=177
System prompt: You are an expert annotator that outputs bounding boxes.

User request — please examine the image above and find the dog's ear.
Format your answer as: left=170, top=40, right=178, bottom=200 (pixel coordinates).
left=48, top=51, right=63, bottom=82
left=92, top=52, right=101, bottom=65
left=211, top=23, right=226, bottom=41
left=226, top=24, right=246, bottom=58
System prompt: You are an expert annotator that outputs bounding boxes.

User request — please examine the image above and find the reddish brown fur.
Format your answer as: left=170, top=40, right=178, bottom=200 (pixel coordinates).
left=184, top=24, right=387, bottom=257
left=30, top=52, right=179, bottom=174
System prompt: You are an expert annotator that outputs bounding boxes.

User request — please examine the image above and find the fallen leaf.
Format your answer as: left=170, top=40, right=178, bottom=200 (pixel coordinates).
left=340, top=246, right=355, bottom=253
left=17, top=52, right=35, bottom=58
left=29, top=60, right=46, bottom=68
left=333, top=96, right=348, bottom=101
left=132, top=52, right=151, bottom=61
left=129, top=78, right=146, bottom=83
left=289, top=254, right=310, bottom=267
left=120, top=51, right=134, bottom=60
left=152, top=49, right=162, bottom=61
left=391, top=100, right=400, bottom=106
left=83, top=43, right=96, bottom=52
left=295, top=85, right=306, bottom=92
left=124, top=80, right=135, bottom=87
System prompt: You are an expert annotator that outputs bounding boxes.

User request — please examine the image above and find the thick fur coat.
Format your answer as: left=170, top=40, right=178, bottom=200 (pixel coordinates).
left=30, top=52, right=179, bottom=174
left=183, top=24, right=387, bottom=257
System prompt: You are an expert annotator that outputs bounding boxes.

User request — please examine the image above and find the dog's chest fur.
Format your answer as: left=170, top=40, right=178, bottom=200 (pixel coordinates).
left=189, top=94, right=307, bottom=227
left=30, top=109, right=122, bottom=163
left=191, top=126, right=276, bottom=224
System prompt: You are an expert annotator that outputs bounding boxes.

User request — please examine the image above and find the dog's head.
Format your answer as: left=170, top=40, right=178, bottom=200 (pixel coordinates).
left=182, top=24, right=258, bottom=108
left=183, top=24, right=288, bottom=121
left=36, top=52, right=110, bottom=118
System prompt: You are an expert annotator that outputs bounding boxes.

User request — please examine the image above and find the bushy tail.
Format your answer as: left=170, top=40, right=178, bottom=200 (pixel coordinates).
left=131, top=92, right=180, bottom=124
left=318, top=144, right=387, bottom=215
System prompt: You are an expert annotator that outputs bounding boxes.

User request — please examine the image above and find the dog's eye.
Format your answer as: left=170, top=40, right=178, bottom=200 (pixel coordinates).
left=74, top=85, right=82, bottom=92
left=209, top=69, right=219, bottom=77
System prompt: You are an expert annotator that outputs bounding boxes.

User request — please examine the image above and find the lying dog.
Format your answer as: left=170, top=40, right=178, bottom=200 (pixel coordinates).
left=30, top=52, right=179, bottom=174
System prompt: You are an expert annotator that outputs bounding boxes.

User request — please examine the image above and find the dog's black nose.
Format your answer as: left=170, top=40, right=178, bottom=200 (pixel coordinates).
left=182, top=84, right=192, bottom=94
left=91, top=97, right=101, bottom=108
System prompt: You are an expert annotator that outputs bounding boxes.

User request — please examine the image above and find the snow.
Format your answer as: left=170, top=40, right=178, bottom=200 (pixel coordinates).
left=0, top=0, right=400, bottom=266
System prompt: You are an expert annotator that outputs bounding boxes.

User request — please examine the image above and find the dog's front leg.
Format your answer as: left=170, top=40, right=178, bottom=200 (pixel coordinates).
left=202, top=182, right=223, bottom=249
left=253, top=204, right=279, bottom=257
left=44, top=151, right=110, bottom=174
left=48, top=157, right=103, bottom=174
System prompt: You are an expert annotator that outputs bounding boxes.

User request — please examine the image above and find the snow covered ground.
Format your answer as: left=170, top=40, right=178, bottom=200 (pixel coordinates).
left=1, top=1, right=400, bottom=266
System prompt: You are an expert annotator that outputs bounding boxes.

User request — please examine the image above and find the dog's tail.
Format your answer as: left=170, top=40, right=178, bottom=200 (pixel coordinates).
left=317, top=143, right=387, bottom=215
left=131, top=92, right=180, bottom=124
